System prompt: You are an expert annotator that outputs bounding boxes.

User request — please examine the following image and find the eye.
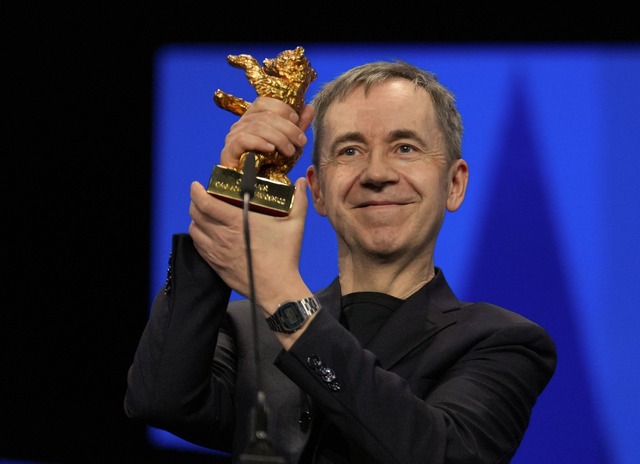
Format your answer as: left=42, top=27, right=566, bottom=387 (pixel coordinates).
left=339, top=146, right=358, bottom=157
left=398, top=144, right=415, bottom=154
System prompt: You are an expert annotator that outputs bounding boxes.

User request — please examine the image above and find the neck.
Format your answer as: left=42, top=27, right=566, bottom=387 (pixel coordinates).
left=338, top=252, right=435, bottom=299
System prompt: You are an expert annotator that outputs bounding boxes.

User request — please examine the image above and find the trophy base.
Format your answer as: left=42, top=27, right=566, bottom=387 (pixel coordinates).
left=206, top=165, right=294, bottom=217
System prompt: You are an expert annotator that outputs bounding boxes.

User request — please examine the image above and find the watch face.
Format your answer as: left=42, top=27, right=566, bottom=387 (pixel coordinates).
left=268, top=297, right=320, bottom=333
left=280, top=302, right=304, bottom=330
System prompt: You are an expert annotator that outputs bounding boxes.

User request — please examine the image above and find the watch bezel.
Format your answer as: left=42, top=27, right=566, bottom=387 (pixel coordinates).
left=278, top=301, right=307, bottom=331
left=266, top=296, right=321, bottom=333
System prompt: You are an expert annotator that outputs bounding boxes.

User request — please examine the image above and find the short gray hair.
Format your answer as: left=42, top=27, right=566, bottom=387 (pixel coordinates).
left=310, top=60, right=463, bottom=169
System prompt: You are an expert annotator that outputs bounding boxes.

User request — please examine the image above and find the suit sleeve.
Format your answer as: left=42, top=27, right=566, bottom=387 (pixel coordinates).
left=275, top=307, right=557, bottom=464
left=123, top=233, right=235, bottom=450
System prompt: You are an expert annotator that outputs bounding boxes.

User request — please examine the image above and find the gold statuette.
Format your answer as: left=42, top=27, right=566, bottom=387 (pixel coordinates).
left=206, top=46, right=317, bottom=216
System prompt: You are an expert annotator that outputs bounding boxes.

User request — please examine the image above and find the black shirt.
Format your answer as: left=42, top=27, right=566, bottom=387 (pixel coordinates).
left=306, top=292, right=404, bottom=463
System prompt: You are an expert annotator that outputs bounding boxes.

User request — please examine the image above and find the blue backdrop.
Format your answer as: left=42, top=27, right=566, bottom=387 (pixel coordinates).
left=148, top=43, right=640, bottom=464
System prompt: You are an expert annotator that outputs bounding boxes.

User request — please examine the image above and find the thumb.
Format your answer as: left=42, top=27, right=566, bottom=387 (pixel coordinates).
left=290, top=177, right=309, bottom=221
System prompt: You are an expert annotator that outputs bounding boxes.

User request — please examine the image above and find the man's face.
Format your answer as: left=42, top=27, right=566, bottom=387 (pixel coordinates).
left=307, top=79, right=467, bottom=262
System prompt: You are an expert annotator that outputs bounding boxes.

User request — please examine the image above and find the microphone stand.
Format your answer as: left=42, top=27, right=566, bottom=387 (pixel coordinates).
left=238, top=152, right=286, bottom=464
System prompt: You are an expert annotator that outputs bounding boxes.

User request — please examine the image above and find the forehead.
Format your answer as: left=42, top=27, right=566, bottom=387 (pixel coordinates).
left=322, top=80, right=437, bottom=137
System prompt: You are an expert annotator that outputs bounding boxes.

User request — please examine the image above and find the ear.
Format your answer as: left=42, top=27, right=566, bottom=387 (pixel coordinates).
left=306, top=165, right=327, bottom=216
left=446, top=159, right=469, bottom=212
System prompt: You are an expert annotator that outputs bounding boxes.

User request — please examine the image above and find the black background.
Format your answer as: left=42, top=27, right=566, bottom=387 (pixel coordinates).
left=4, top=2, right=637, bottom=463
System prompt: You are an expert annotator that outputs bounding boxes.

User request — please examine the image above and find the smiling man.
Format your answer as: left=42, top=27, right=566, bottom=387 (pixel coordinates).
left=308, top=78, right=467, bottom=298
left=125, top=60, right=557, bottom=463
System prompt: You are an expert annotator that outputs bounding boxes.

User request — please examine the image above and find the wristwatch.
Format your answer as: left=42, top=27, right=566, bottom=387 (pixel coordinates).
left=266, top=296, right=321, bottom=333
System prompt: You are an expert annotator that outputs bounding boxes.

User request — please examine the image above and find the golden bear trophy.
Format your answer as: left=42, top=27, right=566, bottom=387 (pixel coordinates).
left=206, top=46, right=317, bottom=216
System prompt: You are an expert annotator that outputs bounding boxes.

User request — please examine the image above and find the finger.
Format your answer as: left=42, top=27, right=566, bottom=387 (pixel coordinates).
left=188, top=219, right=208, bottom=252
left=189, top=181, right=210, bottom=221
left=249, top=96, right=297, bottom=116
left=189, top=181, right=238, bottom=226
left=247, top=111, right=309, bottom=157
left=290, top=177, right=309, bottom=221
left=297, top=105, right=315, bottom=133
left=221, top=118, right=298, bottom=165
left=232, top=99, right=310, bottom=157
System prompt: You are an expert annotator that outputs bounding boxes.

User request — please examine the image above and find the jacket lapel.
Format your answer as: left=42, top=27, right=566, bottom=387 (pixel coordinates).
left=317, top=270, right=463, bottom=370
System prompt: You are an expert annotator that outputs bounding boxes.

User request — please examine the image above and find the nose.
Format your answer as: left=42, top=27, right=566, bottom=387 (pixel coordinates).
left=359, top=152, right=399, bottom=187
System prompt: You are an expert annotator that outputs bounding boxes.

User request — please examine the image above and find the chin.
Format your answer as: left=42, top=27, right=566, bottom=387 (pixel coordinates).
left=361, top=238, right=403, bottom=259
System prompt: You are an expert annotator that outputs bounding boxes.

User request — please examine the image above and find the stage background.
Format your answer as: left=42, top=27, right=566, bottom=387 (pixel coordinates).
left=145, top=43, right=639, bottom=464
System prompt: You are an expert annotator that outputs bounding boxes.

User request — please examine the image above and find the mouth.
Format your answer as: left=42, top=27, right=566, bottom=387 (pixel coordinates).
left=356, top=201, right=408, bottom=208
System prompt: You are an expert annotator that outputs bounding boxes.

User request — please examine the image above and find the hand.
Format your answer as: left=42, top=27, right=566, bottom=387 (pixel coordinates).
left=189, top=176, right=312, bottom=313
left=219, top=96, right=315, bottom=170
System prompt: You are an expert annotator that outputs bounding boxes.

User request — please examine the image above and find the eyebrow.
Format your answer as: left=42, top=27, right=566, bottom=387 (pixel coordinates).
left=328, top=129, right=431, bottom=155
left=329, top=131, right=366, bottom=155
left=387, top=129, right=428, bottom=147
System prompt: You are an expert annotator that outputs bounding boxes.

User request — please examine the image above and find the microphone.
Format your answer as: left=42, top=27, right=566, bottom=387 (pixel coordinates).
left=240, top=151, right=257, bottom=197
left=239, top=152, right=286, bottom=464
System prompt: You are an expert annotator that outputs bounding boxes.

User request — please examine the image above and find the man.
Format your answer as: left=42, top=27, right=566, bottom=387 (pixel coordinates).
left=125, top=60, right=557, bottom=463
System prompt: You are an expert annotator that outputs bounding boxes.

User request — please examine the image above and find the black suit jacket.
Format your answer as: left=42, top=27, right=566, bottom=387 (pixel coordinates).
left=125, top=234, right=556, bottom=463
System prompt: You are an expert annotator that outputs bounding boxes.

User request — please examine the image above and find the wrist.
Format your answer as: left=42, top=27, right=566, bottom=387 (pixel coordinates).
left=259, top=279, right=311, bottom=316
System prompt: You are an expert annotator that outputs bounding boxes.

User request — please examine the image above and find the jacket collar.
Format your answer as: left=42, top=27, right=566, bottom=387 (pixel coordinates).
left=315, top=268, right=463, bottom=369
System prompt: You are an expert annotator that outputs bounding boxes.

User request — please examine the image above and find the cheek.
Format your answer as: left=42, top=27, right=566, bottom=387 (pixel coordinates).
left=408, top=173, right=450, bottom=210
left=312, top=175, right=340, bottom=217
left=317, top=175, right=350, bottom=217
